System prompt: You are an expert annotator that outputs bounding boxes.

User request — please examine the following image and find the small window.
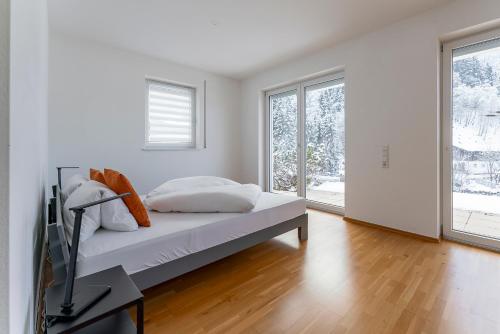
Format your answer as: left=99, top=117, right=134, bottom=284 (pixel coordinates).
left=145, top=79, right=196, bottom=149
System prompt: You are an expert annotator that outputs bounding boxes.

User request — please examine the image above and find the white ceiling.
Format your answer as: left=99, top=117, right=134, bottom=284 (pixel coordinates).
left=48, top=0, right=454, bottom=79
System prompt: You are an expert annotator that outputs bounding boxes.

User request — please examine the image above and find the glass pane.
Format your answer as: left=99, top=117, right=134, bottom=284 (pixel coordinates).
left=452, top=39, right=500, bottom=239
left=305, top=80, right=345, bottom=207
left=270, top=90, right=298, bottom=196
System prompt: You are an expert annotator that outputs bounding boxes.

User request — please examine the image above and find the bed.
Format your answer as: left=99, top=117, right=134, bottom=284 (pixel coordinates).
left=48, top=185, right=308, bottom=291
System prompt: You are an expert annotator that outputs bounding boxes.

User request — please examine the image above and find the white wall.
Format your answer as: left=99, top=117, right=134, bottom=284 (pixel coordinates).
left=240, top=0, right=500, bottom=239
left=9, top=0, right=49, bottom=333
left=0, top=0, right=10, bottom=332
left=49, top=33, right=241, bottom=193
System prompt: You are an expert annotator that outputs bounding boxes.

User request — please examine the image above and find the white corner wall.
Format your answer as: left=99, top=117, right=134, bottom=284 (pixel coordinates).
left=240, top=0, right=500, bottom=239
left=9, top=0, right=49, bottom=333
left=0, top=0, right=10, bottom=332
left=49, top=34, right=242, bottom=193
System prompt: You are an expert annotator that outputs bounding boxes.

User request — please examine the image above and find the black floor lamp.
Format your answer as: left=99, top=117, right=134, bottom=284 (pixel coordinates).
left=46, top=192, right=131, bottom=322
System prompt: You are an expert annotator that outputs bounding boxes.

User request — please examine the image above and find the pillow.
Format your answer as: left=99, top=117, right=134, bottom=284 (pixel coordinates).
left=103, top=169, right=150, bottom=227
left=146, top=176, right=240, bottom=198
left=98, top=185, right=138, bottom=232
left=61, top=174, right=88, bottom=203
left=63, top=181, right=138, bottom=242
left=63, top=181, right=102, bottom=243
left=90, top=168, right=106, bottom=184
left=144, top=184, right=262, bottom=213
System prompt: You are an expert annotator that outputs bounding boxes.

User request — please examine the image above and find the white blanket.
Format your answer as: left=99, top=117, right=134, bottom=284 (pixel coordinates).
left=146, top=176, right=240, bottom=199
left=144, top=184, right=262, bottom=213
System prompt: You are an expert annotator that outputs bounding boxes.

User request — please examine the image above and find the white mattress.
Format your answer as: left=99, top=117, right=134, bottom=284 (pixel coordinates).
left=76, top=192, right=305, bottom=277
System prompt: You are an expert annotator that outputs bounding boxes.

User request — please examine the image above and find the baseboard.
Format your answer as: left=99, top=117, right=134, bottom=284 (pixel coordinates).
left=343, top=217, right=440, bottom=243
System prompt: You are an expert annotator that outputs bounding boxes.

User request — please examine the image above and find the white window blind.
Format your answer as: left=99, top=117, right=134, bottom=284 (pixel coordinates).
left=146, top=79, right=196, bottom=149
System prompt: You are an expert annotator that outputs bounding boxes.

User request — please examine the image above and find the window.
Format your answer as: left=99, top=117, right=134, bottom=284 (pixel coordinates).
left=145, top=79, right=197, bottom=149
left=266, top=72, right=345, bottom=213
left=442, top=28, right=500, bottom=250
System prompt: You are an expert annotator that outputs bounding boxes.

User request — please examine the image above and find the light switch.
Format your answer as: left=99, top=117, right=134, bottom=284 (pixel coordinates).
left=382, top=145, right=389, bottom=168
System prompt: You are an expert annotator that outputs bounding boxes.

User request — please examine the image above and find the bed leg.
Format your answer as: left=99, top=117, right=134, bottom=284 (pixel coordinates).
left=298, top=221, right=308, bottom=241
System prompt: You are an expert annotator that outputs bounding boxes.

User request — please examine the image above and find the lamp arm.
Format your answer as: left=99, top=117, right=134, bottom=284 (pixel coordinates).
left=60, top=192, right=131, bottom=313
left=69, top=193, right=131, bottom=211
left=61, top=209, right=84, bottom=313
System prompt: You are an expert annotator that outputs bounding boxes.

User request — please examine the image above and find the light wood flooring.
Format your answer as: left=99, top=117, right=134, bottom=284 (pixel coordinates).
left=131, top=210, right=500, bottom=334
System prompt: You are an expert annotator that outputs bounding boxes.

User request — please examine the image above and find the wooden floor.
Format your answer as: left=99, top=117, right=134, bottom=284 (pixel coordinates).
left=131, top=210, right=500, bottom=334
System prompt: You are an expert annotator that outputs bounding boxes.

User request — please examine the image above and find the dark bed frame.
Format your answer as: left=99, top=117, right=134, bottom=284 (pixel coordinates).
left=47, top=185, right=308, bottom=291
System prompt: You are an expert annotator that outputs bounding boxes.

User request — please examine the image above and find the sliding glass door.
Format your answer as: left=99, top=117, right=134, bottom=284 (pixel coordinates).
left=443, top=29, right=500, bottom=250
left=305, top=78, right=345, bottom=207
left=268, top=87, right=299, bottom=196
left=267, top=73, right=345, bottom=212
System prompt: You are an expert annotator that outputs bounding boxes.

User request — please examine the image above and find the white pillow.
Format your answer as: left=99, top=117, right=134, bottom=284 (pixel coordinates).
left=99, top=186, right=138, bottom=232
left=61, top=174, right=88, bottom=203
left=146, top=176, right=240, bottom=198
left=63, top=181, right=138, bottom=243
left=63, top=181, right=102, bottom=243
left=144, top=184, right=262, bottom=213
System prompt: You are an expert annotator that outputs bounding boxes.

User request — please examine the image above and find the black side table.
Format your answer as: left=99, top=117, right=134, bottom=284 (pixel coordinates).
left=45, top=266, right=144, bottom=334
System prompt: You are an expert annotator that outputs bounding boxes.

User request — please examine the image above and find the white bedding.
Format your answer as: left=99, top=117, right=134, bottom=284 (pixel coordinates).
left=146, top=176, right=240, bottom=198
left=144, top=184, right=262, bottom=213
left=76, top=192, right=305, bottom=277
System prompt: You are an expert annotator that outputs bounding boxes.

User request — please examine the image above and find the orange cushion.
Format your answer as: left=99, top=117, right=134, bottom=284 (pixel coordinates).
left=103, top=169, right=150, bottom=227
left=89, top=168, right=106, bottom=184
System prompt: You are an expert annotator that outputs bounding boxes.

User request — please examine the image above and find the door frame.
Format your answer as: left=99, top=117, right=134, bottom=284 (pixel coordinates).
left=265, top=72, right=346, bottom=215
left=442, top=28, right=500, bottom=251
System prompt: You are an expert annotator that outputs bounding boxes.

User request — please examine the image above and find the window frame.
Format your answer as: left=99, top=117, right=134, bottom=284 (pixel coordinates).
left=265, top=84, right=301, bottom=198
left=144, top=78, right=202, bottom=151
left=442, top=28, right=500, bottom=251
left=265, top=71, right=346, bottom=215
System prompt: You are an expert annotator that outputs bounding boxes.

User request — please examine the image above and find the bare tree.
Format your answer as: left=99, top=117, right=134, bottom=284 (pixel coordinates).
left=453, top=161, right=470, bottom=192
left=484, top=150, right=499, bottom=185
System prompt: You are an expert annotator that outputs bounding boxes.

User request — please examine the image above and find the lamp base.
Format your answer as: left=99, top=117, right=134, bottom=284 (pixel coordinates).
left=46, top=284, right=111, bottom=322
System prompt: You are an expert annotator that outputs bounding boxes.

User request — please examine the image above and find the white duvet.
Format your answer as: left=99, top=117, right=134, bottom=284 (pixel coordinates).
left=144, top=177, right=262, bottom=213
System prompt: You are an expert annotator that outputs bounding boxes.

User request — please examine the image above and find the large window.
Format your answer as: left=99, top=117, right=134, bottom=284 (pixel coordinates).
left=267, top=73, right=345, bottom=211
left=269, top=89, right=299, bottom=196
left=145, top=79, right=197, bottom=149
left=443, top=29, right=500, bottom=250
